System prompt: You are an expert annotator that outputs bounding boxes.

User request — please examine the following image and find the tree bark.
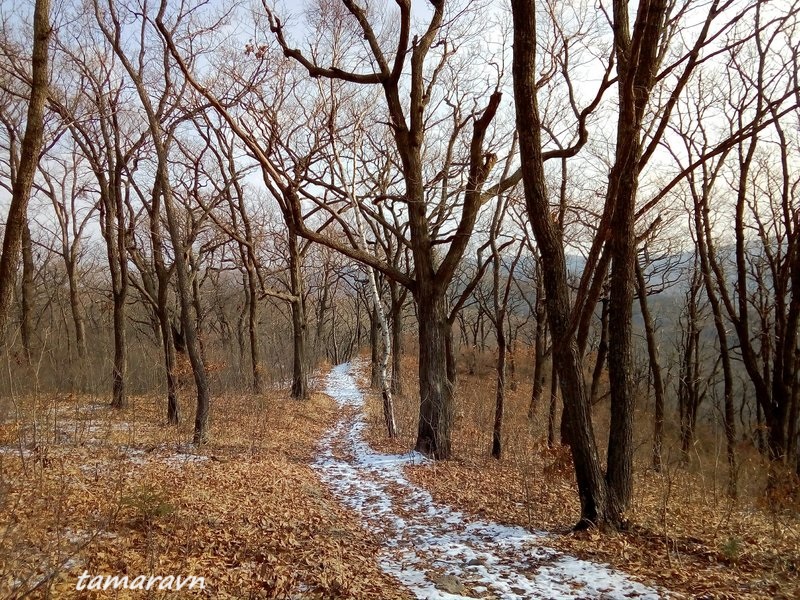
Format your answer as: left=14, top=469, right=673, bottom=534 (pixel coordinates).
left=389, top=283, right=404, bottom=396
left=605, top=0, right=669, bottom=520
left=415, top=287, right=454, bottom=459
left=492, top=309, right=506, bottom=459
left=287, top=227, right=308, bottom=400
left=589, top=294, right=609, bottom=405
left=66, top=262, right=86, bottom=358
left=528, top=277, right=546, bottom=420
left=246, top=264, right=263, bottom=395
left=150, top=174, right=179, bottom=424
left=635, top=263, right=665, bottom=472
left=20, top=221, right=35, bottom=363
left=0, top=0, right=50, bottom=332
left=511, top=0, right=616, bottom=529
left=548, top=364, right=558, bottom=448
left=159, top=302, right=179, bottom=425
left=370, top=303, right=380, bottom=389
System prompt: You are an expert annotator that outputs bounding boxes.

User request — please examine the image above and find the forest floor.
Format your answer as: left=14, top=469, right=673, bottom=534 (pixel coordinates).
left=318, top=361, right=660, bottom=599
left=1, top=357, right=798, bottom=598
left=0, top=371, right=407, bottom=599
left=365, top=354, right=800, bottom=600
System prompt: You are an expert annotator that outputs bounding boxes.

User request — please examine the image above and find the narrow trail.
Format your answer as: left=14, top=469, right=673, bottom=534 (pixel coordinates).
left=314, top=363, right=664, bottom=600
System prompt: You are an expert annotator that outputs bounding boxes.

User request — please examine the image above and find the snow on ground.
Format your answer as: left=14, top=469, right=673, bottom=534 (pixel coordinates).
left=315, top=362, right=664, bottom=600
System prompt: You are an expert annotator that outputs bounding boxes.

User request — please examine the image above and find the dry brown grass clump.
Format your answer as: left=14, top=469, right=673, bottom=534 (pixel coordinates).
left=0, top=383, right=410, bottom=599
left=363, top=350, right=800, bottom=600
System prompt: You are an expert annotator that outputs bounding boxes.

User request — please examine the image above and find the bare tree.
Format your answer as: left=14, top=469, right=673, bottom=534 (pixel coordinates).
left=92, top=0, right=210, bottom=439
left=0, top=0, right=50, bottom=333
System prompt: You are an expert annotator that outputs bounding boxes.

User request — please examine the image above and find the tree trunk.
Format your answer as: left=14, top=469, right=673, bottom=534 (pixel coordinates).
left=189, top=255, right=206, bottom=362
left=512, top=0, right=617, bottom=528
left=445, top=326, right=457, bottom=386
left=246, top=264, right=263, bottom=395
left=589, top=295, right=609, bottom=405
left=694, top=197, right=737, bottom=495
left=20, top=221, right=35, bottom=363
left=149, top=175, right=179, bottom=425
left=548, top=364, right=558, bottom=448
left=110, top=277, right=127, bottom=409
left=390, top=285, right=403, bottom=396
left=237, top=283, right=247, bottom=366
left=288, top=229, right=308, bottom=400
left=605, top=117, right=640, bottom=528
left=0, top=0, right=50, bottom=331
left=67, top=262, right=87, bottom=358
left=158, top=304, right=179, bottom=425
left=528, top=284, right=546, bottom=420
left=106, top=165, right=129, bottom=411
left=370, top=303, right=380, bottom=389
left=635, top=263, right=665, bottom=472
left=603, top=0, right=670, bottom=523
left=414, top=287, right=454, bottom=459
left=492, top=318, right=506, bottom=459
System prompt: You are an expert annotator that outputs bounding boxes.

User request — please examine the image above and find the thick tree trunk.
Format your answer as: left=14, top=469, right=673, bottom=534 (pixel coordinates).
left=604, top=0, right=669, bottom=523
left=414, top=288, right=454, bottom=459
left=155, top=205, right=207, bottom=441
left=149, top=176, right=179, bottom=425
left=445, top=326, right=457, bottom=386
left=190, top=257, right=206, bottom=362
left=0, top=0, right=50, bottom=332
left=605, top=122, right=640, bottom=526
left=106, top=170, right=129, bottom=410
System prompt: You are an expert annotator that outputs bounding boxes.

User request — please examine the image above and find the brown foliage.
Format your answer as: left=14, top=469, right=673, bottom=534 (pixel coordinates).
left=0, top=389, right=409, bottom=598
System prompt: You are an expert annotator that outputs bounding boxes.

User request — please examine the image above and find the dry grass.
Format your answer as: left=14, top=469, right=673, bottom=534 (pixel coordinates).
left=0, top=376, right=410, bottom=599
left=363, top=350, right=800, bottom=600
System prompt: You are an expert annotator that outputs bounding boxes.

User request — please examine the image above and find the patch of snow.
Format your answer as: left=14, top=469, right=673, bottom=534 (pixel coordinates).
left=315, top=362, right=664, bottom=600
left=123, top=448, right=148, bottom=466
left=160, top=453, right=209, bottom=467
left=0, top=446, right=33, bottom=457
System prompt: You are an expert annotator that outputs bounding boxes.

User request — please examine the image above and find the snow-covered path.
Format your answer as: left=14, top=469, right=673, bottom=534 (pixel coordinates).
left=315, top=362, right=663, bottom=599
